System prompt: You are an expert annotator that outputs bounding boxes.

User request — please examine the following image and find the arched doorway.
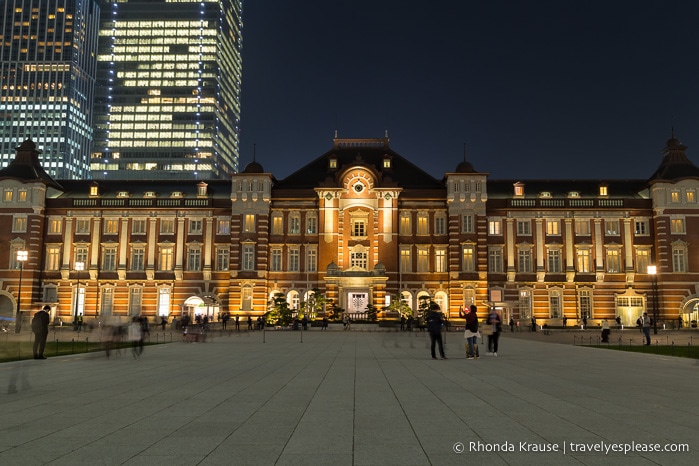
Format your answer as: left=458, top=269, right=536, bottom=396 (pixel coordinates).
left=183, top=296, right=220, bottom=322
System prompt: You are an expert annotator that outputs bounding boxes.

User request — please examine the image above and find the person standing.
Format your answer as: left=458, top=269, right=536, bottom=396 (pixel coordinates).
left=235, top=315, right=240, bottom=331
left=462, top=305, right=480, bottom=359
left=487, top=308, right=502, bottom=356
left=129, top=316, right=143, bottom=358
left=601, top=319, right=611, bottom=342
left=321, top=316, right=328, bottom=330
left=642, top=312, right=652, bottom=345
left=427, top=306, right=447, bottom=360
left=31, top=305, right=51, bottom=359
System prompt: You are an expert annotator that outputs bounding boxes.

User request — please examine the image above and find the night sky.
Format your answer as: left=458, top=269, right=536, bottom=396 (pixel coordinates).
left=240, top=1, right=699, bottom=181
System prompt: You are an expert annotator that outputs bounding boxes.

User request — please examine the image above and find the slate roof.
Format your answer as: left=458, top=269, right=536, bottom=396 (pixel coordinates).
left=272, top=138, right=444, bottom=190
left=0, top=139, right=63, bottom=190
left=647, top=135, right=699, bottom=182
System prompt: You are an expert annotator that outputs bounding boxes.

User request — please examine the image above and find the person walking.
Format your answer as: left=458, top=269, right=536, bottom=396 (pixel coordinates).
left=462, top=305, right=480, bottom=359
left=31, top=305, right=51, bottom=359
left=486, top=308, right=502, bottom=356
left=642, top=312, right=652, bottom=345
left=427, top=306, right=447, bottom=360
left=129, top=316, right=143, bottom=358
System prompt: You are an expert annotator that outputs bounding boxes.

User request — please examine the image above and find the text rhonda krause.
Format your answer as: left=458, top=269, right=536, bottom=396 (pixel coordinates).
left=469, top=441, right=690, bottom=454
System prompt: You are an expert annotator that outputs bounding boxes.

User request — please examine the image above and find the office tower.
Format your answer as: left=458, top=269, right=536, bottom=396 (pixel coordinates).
left=91, top=0, right=243, bottom=180
left=0, top=0, right=100, bottom=179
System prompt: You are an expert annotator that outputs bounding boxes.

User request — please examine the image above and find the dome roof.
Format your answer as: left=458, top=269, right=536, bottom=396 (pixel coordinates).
left=455, top=160, right=476, bottom=173
left=242, top=161, right=264, bottom=173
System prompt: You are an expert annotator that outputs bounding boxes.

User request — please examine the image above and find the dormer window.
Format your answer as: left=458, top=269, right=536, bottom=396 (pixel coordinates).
left=116, top=191, right=130, bottom=198
left=539, top=191, right=552, bottom=199
left=513, top=182, right=525, bottom=197
left=197, top=182, right=208, bottom=197
left=329, top=157, right=337, bottom=169
left=383, top=157, right=391, bottom=169
left=144, top=191, right=156, bottom=198
left=599, top=184, right=608, bottom=197
left=170, top=191, right=183, bottom=198
left=89, top=183, right=99, bottom=197
left=568, top=191, right=580, bottom=198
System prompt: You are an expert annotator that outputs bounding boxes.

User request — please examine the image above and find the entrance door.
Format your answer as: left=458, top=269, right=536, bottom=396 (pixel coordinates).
left=348, top=293, right=368, bottom=314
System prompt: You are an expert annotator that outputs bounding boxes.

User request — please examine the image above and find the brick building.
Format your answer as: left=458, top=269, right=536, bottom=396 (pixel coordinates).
left=1, top=135, right=699, bottom=329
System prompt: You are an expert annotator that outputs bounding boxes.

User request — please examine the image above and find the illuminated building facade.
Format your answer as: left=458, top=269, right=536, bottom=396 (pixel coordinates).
left=2, top=135, right=699, bottom=330
left=0, top=0, right=100, bottom=179
left=91, top=0, right=243, bottom=180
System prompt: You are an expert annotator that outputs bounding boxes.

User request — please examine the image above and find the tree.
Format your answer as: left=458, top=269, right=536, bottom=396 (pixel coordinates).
left=385, top=294, right=413, bottom=317
left=266, top=293, right=293, bottom=326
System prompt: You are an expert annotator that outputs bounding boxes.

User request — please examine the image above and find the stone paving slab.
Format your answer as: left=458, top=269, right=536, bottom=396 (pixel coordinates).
left=0, top=330, right=697, bottom=465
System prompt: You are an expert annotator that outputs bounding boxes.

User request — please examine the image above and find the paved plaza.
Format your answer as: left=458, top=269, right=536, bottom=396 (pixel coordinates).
left=0, top=328, right=697, bottom=465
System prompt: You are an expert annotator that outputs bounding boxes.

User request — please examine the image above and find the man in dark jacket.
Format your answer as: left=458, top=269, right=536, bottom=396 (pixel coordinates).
left=32, top=305, right=51, bottom=359
left=427, top=306, right=447, bottom=360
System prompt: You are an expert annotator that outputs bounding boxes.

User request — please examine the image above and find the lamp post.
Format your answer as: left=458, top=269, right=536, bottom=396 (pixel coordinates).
left=74, top=261, right=85, bottom=321
left=15, top=250, right=28, bottom=333
left=647, top=265, right=658, bottom=335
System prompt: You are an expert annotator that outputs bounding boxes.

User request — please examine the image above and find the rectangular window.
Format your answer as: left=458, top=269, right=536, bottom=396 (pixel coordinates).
left=216, top=247, right=230, bottom=271
left=272, top=216, right=283, bottom=235
left=517, top=220, right=531, bottom=235
left=400, top=215, right=411, bottom=235
left=129, top=288, right=142, bottom=316
left=271, top=248, right=282, bottom=272
left=104, top=219, right=119, bottom=235
left=187, top=247, right=201, bottom=271
left=488, top=248, right=503, bottom=273
left=243, top=214, right=255, bottom=233
left=18, top=190, right=27, bottom=202
left=3, top=189, right=13, bottom=202
left=435, top=216, right=446, bottom=235
left=671, top=191, right=680, bottom=203
left=306, top=216, right=317, bottom=234
left=579, top=290, right=592, bottom=319
left=417, top=248, right=429, bottom=272
left=101, top=288, right=114, bottom=316
left=417, top=214, right=429, bottom=235
left=189, top=219, right=203, bottom=234
left=130, top=247, right=145, bottom=271
left=548, top=249, right=562, bottom=273
left=76, top=218, right=90, bottom=234
left=635, top=249, right=650, bottom=273
left=687, top=190, right=696, bottom=203
left=462, top=245, right=475, bottom=272
left=400, top=248, right=411, bottom=273
left=546, top=220, right=560, bottom=235
left=576, top=249, right=591, bottom=273
left=518, top=249, right=532, bottom=273
left=132, top=219, right=146, bottom=235
left=12, top=216, right=27, bottom=233
left=673, top=247, right=687, bottom=272
left=549, top=292, right=561, bottom=318
left=352, top=219, right=366, bottom=237
left=606, top=220, right=620, bottom=235
left=158, top=288, right=171, bottom=317
left=48, top=218, right=62, bottom=234
left=74, top=247, right=88, bottom=265
left=462, top=214, right=474, bottom=233
left=46, top=246, right=61, bottom=271
left=634, top=220, right=648, bottom=235
left=488, top=219, right=502, bottom=235
left=671, top=218, right=686, bottom=234
left=434, top=249, right=446, bottom=273
left=288, top=248, right=299, bottom=271
left=159, top=247, right=174, bottom=271
left=351, top=251, right=368, bottom=269
left=102, top=247, right=117, bottom=271
left=574, top=219, right=590, bottom=235
left=161, top=219, right=175, bottom=234
left=606, top=249, right=621, bottom=273
left=307, top=248, right=317, bottom=272
left=217, top=219, right=230, bottom=235
left=243, top=245, right=255, bottom=271
left=289, top=215, right=300, bottom=234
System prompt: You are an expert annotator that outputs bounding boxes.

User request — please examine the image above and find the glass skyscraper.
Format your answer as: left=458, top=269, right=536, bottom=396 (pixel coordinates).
left=0, top=0, right=100, bottom=179
left=91, top=0, right=243, bottom=180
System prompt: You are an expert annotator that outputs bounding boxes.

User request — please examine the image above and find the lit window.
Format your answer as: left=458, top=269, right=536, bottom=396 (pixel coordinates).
left=576, top=248, right=591, bottom=273
left=434, top=249, right=446, bottom=272
left=159, top=246, right=174, bottom=271
left=272, top=215, right=283, bottom=235
left=546, top=220, right=560, bottom=235
left=104, top=219, right=119, bottom=235
left=417, top=248, right=429, bottom=272
left=48, top=218, right=62, bottom=234
left=12, top=216, right=27, bottom=233
left=161, top=219, right=175, bottom=234
left=549, top=290, right=561, bottom=318
left=132, top=219, right=146, bottom=234
left=671, top=218, right=685, bottom=234
left=606, top=249, right=621, bottom=273
left=635, top=249, right=650, bottom=273
left=400, top=247, right=412, bottom=273
left=217, top=219, right=230, bottom=235
left=243, top=214, right=255, bottom=233
left=488, top=219, right=501, bottom=235
left=306, top=215, right=317, bottom=234
left=671, top=191, right=680, bottom=203
left=400, top=214, right=411, bottom=235
left=417, top=213, right=429, bottom=235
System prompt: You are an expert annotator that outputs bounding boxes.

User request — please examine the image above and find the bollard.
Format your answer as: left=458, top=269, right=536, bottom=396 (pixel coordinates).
left=671, top=341, right=674, bottom=356
left=86, top=337, right=89, bottom=353
left=72, top=338, right=75, bottom=353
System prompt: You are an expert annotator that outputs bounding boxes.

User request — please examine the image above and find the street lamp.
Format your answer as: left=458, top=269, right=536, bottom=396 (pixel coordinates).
left=74, top=261, right=85, bottom=320
left=15, top=250, right=28, bottom=333
left=647, top=265, right=658, bottom=335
